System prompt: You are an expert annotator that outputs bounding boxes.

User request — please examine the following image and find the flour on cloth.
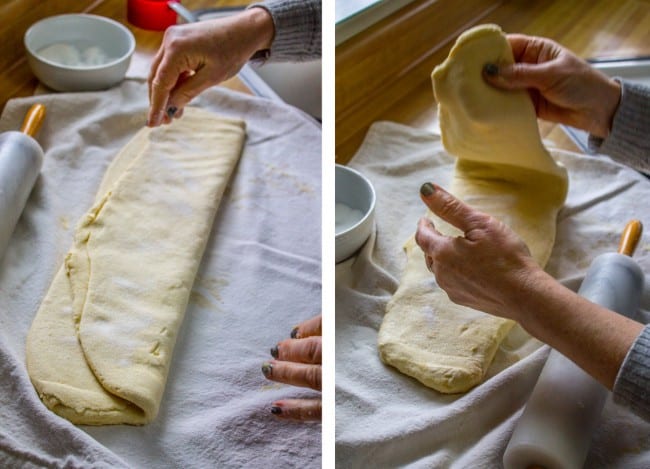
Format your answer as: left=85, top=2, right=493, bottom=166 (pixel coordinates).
left=26, top=108, right=245, bottom=425
left=336, top=120, right=650, bottom=467
left=0, top=81, right=321, bottom=467
left=378, top=24, right=568, bottom=394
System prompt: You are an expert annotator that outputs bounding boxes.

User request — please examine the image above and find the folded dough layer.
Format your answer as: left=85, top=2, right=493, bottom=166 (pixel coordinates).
left=378, top=24, right=568, bottom=393
left=27, top=108, right=245, bottom=424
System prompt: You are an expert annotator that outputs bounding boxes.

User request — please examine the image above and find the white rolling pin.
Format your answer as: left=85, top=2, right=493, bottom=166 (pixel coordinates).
left=0, top=103, right=46, bottom=261
left=503, top=220, right=645, bottom=469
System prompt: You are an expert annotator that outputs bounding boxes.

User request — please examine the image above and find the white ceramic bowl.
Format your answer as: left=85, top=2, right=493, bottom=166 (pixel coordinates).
left=24, top=14, right=135, bottom=92
left=335, top=164, right=376, bottom=263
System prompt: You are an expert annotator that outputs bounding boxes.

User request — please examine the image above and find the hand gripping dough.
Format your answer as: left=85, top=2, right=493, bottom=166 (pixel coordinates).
left=26, top=108, right=245, bottom=424
left=377, top=24, right=569, bottom=393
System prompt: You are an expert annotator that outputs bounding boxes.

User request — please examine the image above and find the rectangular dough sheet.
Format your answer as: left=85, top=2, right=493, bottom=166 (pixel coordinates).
left=26, top=107, right=246, bottom=425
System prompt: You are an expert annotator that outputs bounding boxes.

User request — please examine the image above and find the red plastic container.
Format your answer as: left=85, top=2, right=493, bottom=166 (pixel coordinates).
left=127, top=0, right=180, bottom=31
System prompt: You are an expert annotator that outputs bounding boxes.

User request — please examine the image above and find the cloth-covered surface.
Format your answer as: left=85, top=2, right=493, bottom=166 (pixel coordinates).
left=0, top=80, right=321, bottom=467
left=335, top=120, right=650, bottom=468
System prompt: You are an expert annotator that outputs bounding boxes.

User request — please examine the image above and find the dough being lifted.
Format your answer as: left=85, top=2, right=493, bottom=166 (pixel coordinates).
left=27, top=108, right=245, bottom=424
left=378, top=24, right=568, bottom=393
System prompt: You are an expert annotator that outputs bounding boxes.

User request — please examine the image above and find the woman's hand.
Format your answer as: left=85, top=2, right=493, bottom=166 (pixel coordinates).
left=414, top=182, right=541, bottom=322
left=262, top=315, right=322, bottom=421
left=415, top=182, right=645, bottom=389
left=482, top=34, right=621, bottom=139
left=147, top=7, right=274, bottom=127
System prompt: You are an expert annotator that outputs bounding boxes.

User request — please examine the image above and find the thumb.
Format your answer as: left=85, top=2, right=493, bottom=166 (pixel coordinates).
left=483, top=62, right=550, bottom=91
left=419, top=183, right=484, bottom=234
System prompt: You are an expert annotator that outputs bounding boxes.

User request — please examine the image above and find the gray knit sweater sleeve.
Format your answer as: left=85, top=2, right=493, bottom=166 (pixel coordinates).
left=592, top=80, right=650, bottom=418
left=588, top=80, right=650, bottom=175
left=613, top=325, right=650, bottom=420
left=248, top=0, right=321, bottom=61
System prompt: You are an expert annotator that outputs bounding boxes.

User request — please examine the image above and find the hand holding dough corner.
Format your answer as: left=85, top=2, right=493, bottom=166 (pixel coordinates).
left=482, top=33, right=622, bottom=140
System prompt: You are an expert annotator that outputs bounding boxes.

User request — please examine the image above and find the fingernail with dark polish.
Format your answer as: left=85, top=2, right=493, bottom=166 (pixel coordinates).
left=271, top=406, right=282, bottom=415
left=484, top=63, right=499, bottom=77
left=261, top=362, right=273, bottom=377
left=290, top=327, right=299, bottom=339
left=420, top=182, right=435, bottom=197
left=167, top=106, right=178, bottom=118
left=270, top=346, right=279, bottom=359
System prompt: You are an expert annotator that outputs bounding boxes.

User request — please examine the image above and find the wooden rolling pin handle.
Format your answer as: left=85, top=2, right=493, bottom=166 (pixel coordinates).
left=19, top=103, right=46, bottom=137
left=618, top=219, right=643, bottom=257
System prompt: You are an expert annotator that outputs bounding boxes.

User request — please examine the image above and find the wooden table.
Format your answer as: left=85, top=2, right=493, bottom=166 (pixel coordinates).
left=336, top=0, right=650, bottom=162
left=0, top=0, right=251, bottom=114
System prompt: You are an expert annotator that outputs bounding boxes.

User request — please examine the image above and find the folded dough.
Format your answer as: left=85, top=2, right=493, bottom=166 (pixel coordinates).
left=26, top=108, right=245, bottom=424
left=378, top=24, right=569, bottom=393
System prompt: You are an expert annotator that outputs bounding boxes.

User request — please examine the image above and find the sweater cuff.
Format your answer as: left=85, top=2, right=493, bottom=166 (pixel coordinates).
left=613, top=324, right=650, bottom=420
left=588, top=79, right=650, bottom=175
left=248, top=0, right=321, bottom=62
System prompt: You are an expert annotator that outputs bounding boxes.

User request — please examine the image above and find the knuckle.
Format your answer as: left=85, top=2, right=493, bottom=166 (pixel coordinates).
left=163, top=26, right=182, bottom=43
left=415, top=228, right=427, bottom=250
left=307, top=366, right=322, bottom=391
left=468, top=214, right=494, bottom=237
left=306, top=338, right=322, bottom=364
left=486, top=217, right=508, bottom=239
left=150, top=77, right=165, bottom=89
left=151, top=73, right=173, bottom=91
left=175, top=88, right=197, bottom=103
left=438, top=196, right=459, bottom=219
left=475, top=211, right=493, bottom=226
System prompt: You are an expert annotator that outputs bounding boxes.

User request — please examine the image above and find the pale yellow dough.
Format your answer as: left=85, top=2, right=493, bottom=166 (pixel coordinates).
left=26, top=108, right=245, bottom=424
left=377, top=24, right=569, bottom=393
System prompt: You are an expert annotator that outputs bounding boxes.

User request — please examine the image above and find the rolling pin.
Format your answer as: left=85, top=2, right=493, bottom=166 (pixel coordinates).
left=0, top=103, right=46, bottom=261
left=503, top=220, right=645, bottom=469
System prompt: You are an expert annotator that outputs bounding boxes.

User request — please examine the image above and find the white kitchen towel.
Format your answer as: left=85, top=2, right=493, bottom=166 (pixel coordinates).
left=335, top=120, right=650, bottom=468
left=0, top=80, right=321, bottom=468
